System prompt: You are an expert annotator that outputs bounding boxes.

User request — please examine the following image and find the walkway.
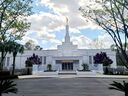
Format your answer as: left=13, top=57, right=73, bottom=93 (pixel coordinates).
left=4, top=78, right=125, bottom=96
left=18, top=74, right=128, bottom=79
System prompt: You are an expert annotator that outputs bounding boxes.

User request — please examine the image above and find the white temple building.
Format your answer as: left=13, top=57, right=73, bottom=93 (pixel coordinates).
left=4, top=18, right=117, bottom=73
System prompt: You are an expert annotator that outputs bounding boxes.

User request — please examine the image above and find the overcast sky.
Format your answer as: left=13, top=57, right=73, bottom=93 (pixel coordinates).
left=21, top=0, right=114, bottom=49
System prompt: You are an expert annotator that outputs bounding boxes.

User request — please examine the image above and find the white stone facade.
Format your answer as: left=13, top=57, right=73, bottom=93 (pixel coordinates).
left=3, top=19, right=117, bottom=72
left=4, top=48, right=116, bottom=71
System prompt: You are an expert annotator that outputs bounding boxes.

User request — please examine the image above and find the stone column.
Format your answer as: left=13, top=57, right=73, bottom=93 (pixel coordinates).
left=52, top=60, right=56, bottom=70
left=79, top=59, right=83, bottom=70
left=59, top=63, right=62, bottom=71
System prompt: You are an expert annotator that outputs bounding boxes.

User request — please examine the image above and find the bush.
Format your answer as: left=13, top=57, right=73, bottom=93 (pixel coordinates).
left=0, top=71, right=10, bottom=76
left=44, top=70, right=56, bottom=72
left=0, top=75, right=18, bottom=80
left=25, top=53, right=42, bottom=67
left=47, top=64, right=52, bottom=71
left=0, top=71, right=18, bottom=79
left=82, top=64, right=89, bottom=71
left=93, top=52, right=113, bottom=66
left=104, top=67, right=109, bottom=74
left=26, top=68, right=32, bottom=75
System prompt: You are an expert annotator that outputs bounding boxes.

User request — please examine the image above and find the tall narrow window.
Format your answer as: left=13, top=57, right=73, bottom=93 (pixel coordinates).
left=44, top=56, right=46, bottom=64
left=7, top=57, right=10, bottom=66
left=40, top=56, right=42, bottom=64
left=89, top=56, right=92, bottom=64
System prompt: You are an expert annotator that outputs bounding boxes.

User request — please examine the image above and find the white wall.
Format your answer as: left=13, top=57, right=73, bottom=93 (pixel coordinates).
left=3, top=48, right=117, bottom=70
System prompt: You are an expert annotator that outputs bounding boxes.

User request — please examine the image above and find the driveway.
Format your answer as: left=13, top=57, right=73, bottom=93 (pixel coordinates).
left=3, top=77, right=126, bottom=96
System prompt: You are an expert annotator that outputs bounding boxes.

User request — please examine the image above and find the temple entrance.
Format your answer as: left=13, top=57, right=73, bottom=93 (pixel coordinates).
left=62, top=62, right=73, bottom=70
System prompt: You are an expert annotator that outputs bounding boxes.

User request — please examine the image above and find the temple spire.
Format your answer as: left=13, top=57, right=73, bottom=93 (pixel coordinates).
left=65, top=17, right=70, bottom=43
left=66, top=17, right=68, bottom=25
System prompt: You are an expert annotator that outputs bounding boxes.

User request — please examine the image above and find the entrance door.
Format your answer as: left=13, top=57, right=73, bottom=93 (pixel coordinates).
left=62, top=62, right=73, bottom=70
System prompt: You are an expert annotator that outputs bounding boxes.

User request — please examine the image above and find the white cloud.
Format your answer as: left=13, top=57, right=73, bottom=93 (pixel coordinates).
left=71, top=33, right=114, bottom=49
left=48, top=39, right=62, bottom=49
left=27, top=12, right=64, bottom=32
left=23, top=0, right=114, bottom=49
left=18, top=36, right=39, bottom=45
left=40, top=37, right=62, bottom=49
left=95, top=33, right=114, bottom=48
left=27, top=12, right=64, bottom=41
left=36, top=0, right=100, bottom=31
left=71, top=35, right=93, bottom=49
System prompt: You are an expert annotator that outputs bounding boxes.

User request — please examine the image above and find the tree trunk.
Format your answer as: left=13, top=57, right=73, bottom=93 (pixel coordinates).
left=0, top=93, right=2, bottom=96
left=12, top=56, right=16, bottom=75
left=0, top=51, right=5, bottom=71
left=121, top=50, right=128, bottom=69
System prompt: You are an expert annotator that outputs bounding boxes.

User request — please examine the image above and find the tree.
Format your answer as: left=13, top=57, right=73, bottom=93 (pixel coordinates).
left=79, top=0, right=128, bottom=68
left=34, top=45, right=43, bottom=50
left=82, top=63, right=89, bottom=71
left=0, top=0, right=32, bottom=71
left=109, top=81, right=128, bottom=96
left=24, top=40, right=42, bottom=50
left=0, top=41, right=13, bottom=70
left=0, top=79, right=17, bottom=96
left=47, top=64, right=52, bottom=71
left=110, top=44, right=128, bottom=66
left=25, top=53, right=42, bottom=67
left=110, top=44, right=117, bottom=51
left=111, top=43, right=128, bottom=51
left=11, top=42, right=24, bottom=75
left=24, top=40, right=36, bottom=50
left=94, top=52, right=113, bottom=74
left=93, top=52, right=113, bottom=66
left=92, top=38, right=104, bottom=49
left=25, top=53, right=42, bottom=74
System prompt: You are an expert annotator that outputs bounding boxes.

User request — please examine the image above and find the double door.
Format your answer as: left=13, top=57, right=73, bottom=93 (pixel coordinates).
left=62, top=62, right=73, bottom=70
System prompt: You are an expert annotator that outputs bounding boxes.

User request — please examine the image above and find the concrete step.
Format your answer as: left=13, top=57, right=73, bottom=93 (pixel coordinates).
left=76, top=71, right=96, bottom=75
left=58, top=73, right=77, bottom=75
left=58, top=71, right=77, bottom=75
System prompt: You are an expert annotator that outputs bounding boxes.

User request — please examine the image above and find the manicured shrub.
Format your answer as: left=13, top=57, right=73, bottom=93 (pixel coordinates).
left=0, top=71, right=18, bottom=79
left=25, top=53, right=42, bottom=67
left=47, top=64, right=52, bottom=71
left=0, top=75, right=18, bottom=80
left=25, top=53, right=42, bottom=75
left=82, top=64, right=89, bottom=71
left=93, top=52, right=113, bottom=66
left=94, top=52, right=113, bottom=74
left=0, top=71, right=10, bottom=76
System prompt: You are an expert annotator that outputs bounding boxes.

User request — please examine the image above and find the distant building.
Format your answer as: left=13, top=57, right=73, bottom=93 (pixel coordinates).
left=4, top=19, right=117, bottom=72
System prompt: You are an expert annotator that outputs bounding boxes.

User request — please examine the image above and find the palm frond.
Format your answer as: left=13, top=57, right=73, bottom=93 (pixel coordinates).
left=109, top=81, right=128, bottom=93
left=0, top=80, right=17, bottom=94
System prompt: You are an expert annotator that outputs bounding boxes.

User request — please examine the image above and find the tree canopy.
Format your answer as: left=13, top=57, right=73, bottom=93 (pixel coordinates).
left=0, top=0, right=32, bottom=41
left=11, top=42, right=24, bottom=75
left=0, top=0, right=32, bottom=70
left=25, top=53, right=42, bottom=67
left=93, top=52, right=113, bottom=66
left=24, top=40, right=43, bottom=50
left=79, top=0, right=128, bottom=68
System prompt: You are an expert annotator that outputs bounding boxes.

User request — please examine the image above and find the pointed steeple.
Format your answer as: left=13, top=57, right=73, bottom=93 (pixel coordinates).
left=57, top=17, right=78, bottom=50
left=65, top=17, right=70, bottom=43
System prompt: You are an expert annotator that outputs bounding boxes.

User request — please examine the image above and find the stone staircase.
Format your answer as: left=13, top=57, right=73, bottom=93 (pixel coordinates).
left=58, top=71, right=77, bottom=75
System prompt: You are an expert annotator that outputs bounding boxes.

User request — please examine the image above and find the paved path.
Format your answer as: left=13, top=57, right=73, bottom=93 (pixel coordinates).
left=19, top=74, right=128, bottom=79
left=3, top=78, right=127, bottom=96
